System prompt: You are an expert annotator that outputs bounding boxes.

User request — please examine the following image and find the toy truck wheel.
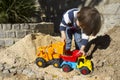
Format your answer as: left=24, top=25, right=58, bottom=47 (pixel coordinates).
left=36, top=58, right=47, bottom=67
left=62, top=64, right=72, bottom=72
left=53, top=59, right=61, bottom=68
left=80, top=67, right=90, bottom=75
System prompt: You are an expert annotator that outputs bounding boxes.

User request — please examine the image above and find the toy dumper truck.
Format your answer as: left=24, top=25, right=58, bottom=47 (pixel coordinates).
left=60, top=50, right=93, bottom=75
left=36, top=41, right=65, bottom=68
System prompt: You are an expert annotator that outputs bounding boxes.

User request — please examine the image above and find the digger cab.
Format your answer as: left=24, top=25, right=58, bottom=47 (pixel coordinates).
left=77, top=56, right=93, bottom=75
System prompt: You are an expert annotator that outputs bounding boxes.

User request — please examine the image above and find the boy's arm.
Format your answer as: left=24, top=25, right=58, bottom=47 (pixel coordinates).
left=80, top=45, right=86, bottom=56
left=61, top=31, right=66, bottom=42
left=79, top=33, right=89, bottom=56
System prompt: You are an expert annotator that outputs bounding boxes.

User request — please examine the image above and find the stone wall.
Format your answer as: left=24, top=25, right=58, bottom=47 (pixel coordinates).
left=0, top=22, right=54, bottom=47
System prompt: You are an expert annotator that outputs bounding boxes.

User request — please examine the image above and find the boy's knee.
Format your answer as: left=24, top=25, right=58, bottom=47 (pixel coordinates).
left=75, top=38, right=82, bottom=43
left=66, top=39, right=72, bottom=43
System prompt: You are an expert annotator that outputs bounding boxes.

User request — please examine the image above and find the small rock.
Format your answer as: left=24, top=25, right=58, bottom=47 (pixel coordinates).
left=2, top=69, right=10, bottom=74
left=9, top=68, right=17, bottom=73
left=22, top=68, right=35, bottom=78
left=17, top=68, right=24, bottom=74
left=4, top=64, right=12, bottom=70
left=0, top=64, right=4, bottom=71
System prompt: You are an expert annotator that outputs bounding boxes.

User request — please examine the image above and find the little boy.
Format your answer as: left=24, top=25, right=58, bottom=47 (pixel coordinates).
left=59, top=7, right=101, bottom=55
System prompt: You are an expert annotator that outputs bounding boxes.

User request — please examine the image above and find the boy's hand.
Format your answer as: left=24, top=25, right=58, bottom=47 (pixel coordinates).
left=80, top=50, right=87, bottom=56
left=80, top=45, right=87, bottom=56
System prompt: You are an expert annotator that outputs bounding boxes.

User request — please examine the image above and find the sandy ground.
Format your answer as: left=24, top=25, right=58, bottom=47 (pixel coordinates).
left=0, top=26, right=120, bottom=80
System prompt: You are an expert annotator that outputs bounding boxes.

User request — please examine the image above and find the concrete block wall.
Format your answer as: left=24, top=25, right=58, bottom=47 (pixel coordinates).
left=0, top=22, right=54, bottom=47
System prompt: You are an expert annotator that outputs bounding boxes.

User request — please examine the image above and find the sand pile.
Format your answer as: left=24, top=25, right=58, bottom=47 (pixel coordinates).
left=0, top=33, right=61, bottom=65
left=0, top=26, right=120, bottom=80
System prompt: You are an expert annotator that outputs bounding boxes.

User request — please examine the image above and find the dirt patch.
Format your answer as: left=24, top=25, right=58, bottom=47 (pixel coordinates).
left=86, top=26, right=120, bottom=80
left=0, top=26, right=120, bottom=80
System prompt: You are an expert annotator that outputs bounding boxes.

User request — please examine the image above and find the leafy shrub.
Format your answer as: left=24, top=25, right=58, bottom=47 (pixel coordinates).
left=0, top=0, right=36, bottom=23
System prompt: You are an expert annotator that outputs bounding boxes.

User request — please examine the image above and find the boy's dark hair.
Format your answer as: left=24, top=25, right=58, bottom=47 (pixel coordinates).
left=77, top=7, right=101, bottom=36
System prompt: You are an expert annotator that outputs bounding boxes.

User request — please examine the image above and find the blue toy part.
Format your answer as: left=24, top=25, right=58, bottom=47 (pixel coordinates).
left=61, top=61, right=77, bottom=69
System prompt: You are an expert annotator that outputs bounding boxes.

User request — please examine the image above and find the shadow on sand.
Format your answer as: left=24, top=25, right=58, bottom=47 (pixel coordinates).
left=85, top=34, right=111, bottom=59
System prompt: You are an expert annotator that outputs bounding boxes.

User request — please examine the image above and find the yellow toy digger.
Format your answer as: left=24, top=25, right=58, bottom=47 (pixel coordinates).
left=35, top=41, right=65, bottom=68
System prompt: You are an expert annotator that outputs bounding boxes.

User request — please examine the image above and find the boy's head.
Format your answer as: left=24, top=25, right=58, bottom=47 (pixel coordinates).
left=77, top=7, right=101, bottom=36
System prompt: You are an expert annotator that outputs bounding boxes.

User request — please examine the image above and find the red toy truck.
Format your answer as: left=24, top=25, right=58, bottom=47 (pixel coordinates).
left=60, top=50, right=93, bottom=75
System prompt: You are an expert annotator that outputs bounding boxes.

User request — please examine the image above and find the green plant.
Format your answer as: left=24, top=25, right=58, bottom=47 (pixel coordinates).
left=0, top=0, right=36, bottom=23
